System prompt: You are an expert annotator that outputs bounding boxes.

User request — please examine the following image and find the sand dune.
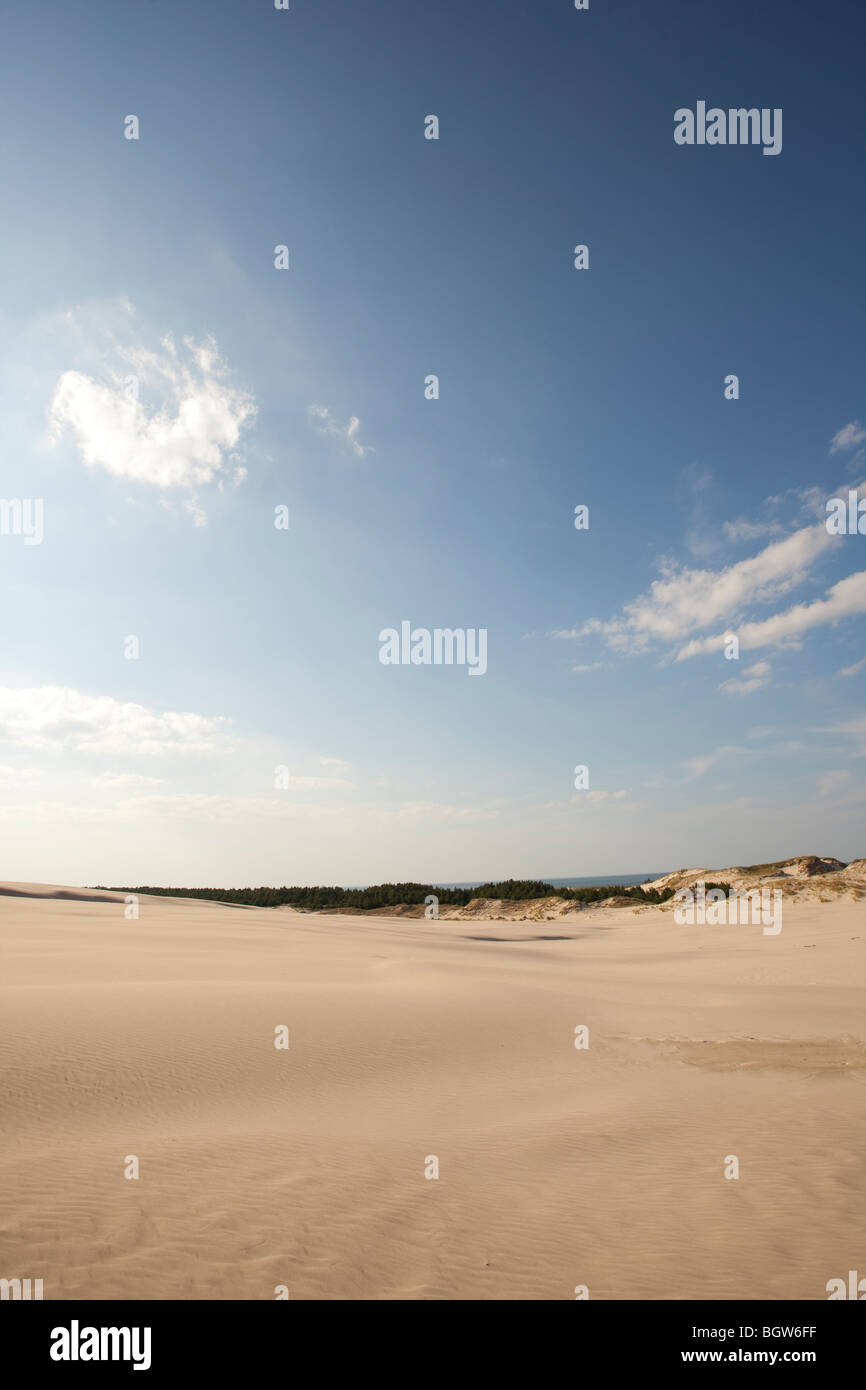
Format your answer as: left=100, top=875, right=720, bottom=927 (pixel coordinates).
left=645, top=856, right=866, bottom=901
left=1, top=882, right=864, bottom=1299
left=0, top=882, right=126, bottom=902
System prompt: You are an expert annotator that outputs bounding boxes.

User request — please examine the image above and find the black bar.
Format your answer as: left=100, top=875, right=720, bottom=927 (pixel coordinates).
left=3, top=1299, right=861, bottom=1375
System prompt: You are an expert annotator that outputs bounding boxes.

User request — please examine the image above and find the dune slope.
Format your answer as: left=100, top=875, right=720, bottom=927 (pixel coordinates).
left=1, top=884, right=863, bottom=1299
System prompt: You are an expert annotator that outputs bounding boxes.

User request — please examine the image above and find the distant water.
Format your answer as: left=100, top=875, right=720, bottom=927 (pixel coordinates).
left=426, top=873, right=666, bottom=891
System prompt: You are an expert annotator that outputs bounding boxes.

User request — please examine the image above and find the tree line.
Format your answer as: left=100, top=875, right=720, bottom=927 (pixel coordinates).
left=100, top=878, right=676, bottom=910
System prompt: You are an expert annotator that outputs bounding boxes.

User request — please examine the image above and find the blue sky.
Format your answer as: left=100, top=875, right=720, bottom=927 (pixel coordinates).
left=0, top=0, right=864, bottom=886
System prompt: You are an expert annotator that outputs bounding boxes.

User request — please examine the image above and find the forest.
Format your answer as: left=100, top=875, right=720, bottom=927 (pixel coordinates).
left=102, top=878, right=677, bottom=911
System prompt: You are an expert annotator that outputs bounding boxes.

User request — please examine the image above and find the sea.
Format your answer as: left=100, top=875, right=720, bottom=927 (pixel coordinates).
left=418, top=873, right=666, bottom=891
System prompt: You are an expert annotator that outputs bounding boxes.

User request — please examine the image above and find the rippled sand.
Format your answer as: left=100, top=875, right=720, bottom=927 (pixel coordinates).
left=1, top=883, right=863, bottom=1299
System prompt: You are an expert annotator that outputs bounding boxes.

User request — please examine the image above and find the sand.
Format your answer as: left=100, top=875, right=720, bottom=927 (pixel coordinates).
left=1, top=882, right=864, bottom=1300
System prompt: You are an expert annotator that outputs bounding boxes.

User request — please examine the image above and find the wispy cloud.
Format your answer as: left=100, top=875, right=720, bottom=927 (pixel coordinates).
left=820, top=715, right=866, bottom=757
left=113, top=793, right=346, bottom=823
left=683, top=745, right=747, bottom=778
left=569, top=788, right=641, bottom=813
left=830, top=421, right=866, bottom=454
left=718, top=659, right=772, bottom=696
left=394, top=800, right=499, bottom=822
left=572, top=522, right=837, bottom=655
left=722, top=516, right=786, bottom=542
left=288, top=774, right=355, bottom=791
left=676, top=570, right=866, bottom=660
left=89, top=772, right=165, bottom=789
left=308, top=403, right=373, bottom=458
left=722, top=486, right=826, bottom=543
left=818, top=769, right=851, bottom=798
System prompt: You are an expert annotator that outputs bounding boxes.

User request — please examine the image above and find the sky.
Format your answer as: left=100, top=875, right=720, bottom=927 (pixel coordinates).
left=0, top=0, right=864, bottom=887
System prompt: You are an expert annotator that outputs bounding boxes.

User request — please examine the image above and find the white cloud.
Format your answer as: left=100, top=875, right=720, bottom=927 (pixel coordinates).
left=308, top=403, right=373, bottom=458
left=676, top=570, right=866, bottom=660
left=574, top=523, right=837, bottom=655
left=0, top=686, right=229, bottom=756
left=837, top=657, right=866, bottom=678
left=719, top=659, right=772, bottom=696
left=50, top=331, right=255, bottom=513
left=830, top=421, right=866, bottom=454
